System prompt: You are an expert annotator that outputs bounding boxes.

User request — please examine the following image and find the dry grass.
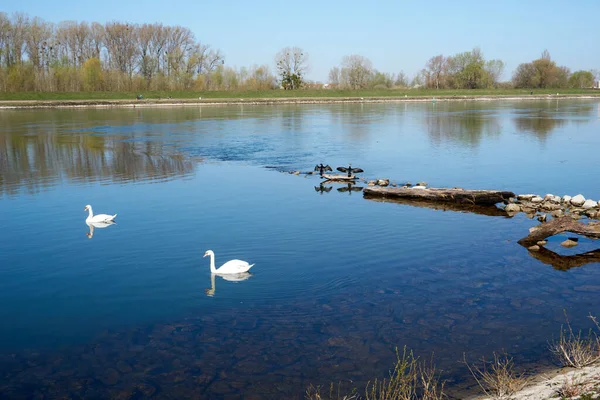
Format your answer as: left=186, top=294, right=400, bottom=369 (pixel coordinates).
left=549, top=314, right=600, bottom=369
left=305, top=382, right=359, bottom=400
left=464, top=351, right=528, bottom=399
left=364, top=347, right=445, bottom=400
left=555, top=374, right=591, bottom=398
left=306, top=347, right=445, bottom=400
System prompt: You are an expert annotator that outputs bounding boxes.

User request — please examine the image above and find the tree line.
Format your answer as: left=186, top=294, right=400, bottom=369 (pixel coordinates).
left=0, top=12, right=598, bottom=93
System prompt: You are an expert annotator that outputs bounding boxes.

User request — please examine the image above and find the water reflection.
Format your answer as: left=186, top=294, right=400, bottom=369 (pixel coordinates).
left=513, top=113, right=566, bottom=137
left=424, top=108, right=501, bottom=147
left=525, top=246, right=600, bottom=271
left=86, top=221, right=116, bottom=239
left=314, top=184, right=333, bottom=194
left=337, top=183, right=364, bottom=195
left=0, top=128, right=195, bottom=196
left=205, top=272, right=252, bottom=297
left=424, top=101, right=596, bottom=146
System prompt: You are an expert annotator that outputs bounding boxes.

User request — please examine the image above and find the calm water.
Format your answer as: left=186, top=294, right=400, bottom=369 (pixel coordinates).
left=1, top=100, right=600, bottom=399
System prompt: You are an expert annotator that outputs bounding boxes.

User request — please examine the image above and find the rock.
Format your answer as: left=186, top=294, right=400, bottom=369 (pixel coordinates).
left=552, top=196, right=562, bottom=203
left=100, top=368, right=120, bottom=386
left=562, top=195, right=572, bottom=203
left=411, top=186, right=427, bottom=190
left=540, top=203, right=561, bottom=211
left=137, top=383, right=157, bottom=397
left=528, top=245, right=540, bottom=251
left=537, top=214, right=547, bottom=222
left=537, top=240, right=547, bottom=245
left=550, top=209, right=564, bottom=218
left=518, top=194, right=536, bottom=201
left=116, top=360, right=132, bottom=373
left=561, top=239, right=578, bottom=248
left=293, top=171, right=300, bottom=175
left=544, top=194, right=555, bottom=201
left=582, top=199, right=597, bottom=209
left=570, top=194, right=586, bottom=206
left=531, top=196, right=544, bottom=203
left=367, top=180, right=376, bottom=186
left=376, top=179, right=390, bottom=186
left=416, top=181, right=427, bottom=187
left=505, top=203, right=521, bottom=213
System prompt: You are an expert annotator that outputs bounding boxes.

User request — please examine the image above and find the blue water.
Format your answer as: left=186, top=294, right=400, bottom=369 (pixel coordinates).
left=1, top=100, right=600, bottom=398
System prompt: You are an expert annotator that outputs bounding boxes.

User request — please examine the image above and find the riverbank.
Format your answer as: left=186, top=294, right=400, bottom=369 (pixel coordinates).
left=465, top=362, right=600, bottom=400
left=1, top=92, right=599, bottom=109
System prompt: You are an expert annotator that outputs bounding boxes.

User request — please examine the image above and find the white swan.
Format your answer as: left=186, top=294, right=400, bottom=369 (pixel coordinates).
left=84, top=204, right=117, bottom=224
left=203, top=250, right=255, bottom=274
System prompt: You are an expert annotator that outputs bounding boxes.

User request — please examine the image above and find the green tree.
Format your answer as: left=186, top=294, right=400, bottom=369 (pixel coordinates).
left=568, top=70, right=594, bottom=88
left=80, top=57, right=102, bottom=91
left=275, top=46, right=308, bottom=90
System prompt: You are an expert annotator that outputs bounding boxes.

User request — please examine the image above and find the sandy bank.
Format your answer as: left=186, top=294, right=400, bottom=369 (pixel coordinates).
left=1, top=94, right=599, bottom=109
left=464, top=363, right=600, bottom=400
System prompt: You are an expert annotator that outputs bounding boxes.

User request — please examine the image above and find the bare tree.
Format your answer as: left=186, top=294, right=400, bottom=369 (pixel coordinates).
left=328, top=66, right=340, bottom=86
left=485, top=59, right=505, bottom=87
left=104, top=21, right=138, bottom=78
left=7, top=12, right=29, bottom=67
left=395, top=71, right=409, bottom=87
left=340, top=54, right=373, bottom=89
left=275, top=46, right=309, bottom=89
left=425, top=54, right=445, bottom=89
left=89, top=22, right=104, bottom=60
left=25, top=16, right=53, bottom=69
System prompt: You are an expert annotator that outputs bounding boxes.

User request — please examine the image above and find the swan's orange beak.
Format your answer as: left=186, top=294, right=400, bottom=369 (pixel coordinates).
left=203, top=253, right=208, bottom=257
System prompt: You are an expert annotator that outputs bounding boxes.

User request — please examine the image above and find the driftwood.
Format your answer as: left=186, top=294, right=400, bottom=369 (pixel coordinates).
left=517, top=216, right=600, bottom=246
left=363, top=187, right=515, bottom=206
left=321, top=173, right=358, bottom=182
left=365, top=196, right=511, bottom=217
left=526, top=246, right=600, bottom=271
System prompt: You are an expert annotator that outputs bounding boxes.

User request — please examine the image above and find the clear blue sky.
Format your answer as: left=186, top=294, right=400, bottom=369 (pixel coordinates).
left=4, top=0, right=599, bottom=82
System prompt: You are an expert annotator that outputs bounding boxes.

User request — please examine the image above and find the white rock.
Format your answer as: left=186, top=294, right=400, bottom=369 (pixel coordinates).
left=505, top=204, right=521, bottom=213
left=531, top=196, right=544, bottom=203
left=411, top=186, right=427, bottom=190
left=582, top=199, right=597, bottom=209
left=562, top=195, right=572, bottom=203
left=544, top=194, right=554, bottom=200
left=570, top=194, right=586, bottom=207
left=552, top=196, right=561, bottom=203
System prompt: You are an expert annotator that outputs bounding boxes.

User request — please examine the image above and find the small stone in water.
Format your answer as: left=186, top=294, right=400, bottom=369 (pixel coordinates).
left=528, top=245, right=540, bottom=251
left=561, top=239, right=578, bottom=248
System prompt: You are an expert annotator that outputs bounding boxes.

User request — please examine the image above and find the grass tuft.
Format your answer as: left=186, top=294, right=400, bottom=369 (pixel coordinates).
left=548, top=313, right=600, bottom=369
left=463, top=351, right=528, bottom=399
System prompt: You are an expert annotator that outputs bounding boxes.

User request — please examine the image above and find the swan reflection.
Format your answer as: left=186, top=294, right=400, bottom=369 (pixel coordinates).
left=205, top=272, right=252, bottom=297
left=86, top=221, right=116, bottom=239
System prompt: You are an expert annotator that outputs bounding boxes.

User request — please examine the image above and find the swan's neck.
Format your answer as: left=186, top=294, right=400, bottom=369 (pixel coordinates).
left=209, top=254, right=217, bottom=273
left=87, top=207, right=94, bottom=219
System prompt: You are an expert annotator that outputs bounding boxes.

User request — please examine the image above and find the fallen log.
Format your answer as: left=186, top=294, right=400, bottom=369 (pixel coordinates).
left=321, top=173, right=357, bottom=182
left=364, top=196, right=511, bottom=217
left=363, top=187, right=515, bottom=206
left=517, top=216, right=600, bottom=247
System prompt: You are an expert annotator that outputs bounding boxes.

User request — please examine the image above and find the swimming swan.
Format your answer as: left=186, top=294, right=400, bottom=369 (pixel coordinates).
left=203, top=250, right=255, bottom=274
left=84, top=205, right=117, bottom=224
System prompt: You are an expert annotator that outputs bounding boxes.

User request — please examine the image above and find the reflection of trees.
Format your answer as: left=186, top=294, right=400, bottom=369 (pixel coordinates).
left=0, top=121, right=195, bottom=197
left=425, top=108, right=501, bottom=147
left=512, top=102, right=595, bottom=139
left=513, top=112, right=565, bottom=137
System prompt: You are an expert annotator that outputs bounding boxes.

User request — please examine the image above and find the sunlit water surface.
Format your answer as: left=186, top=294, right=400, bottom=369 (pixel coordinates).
left=1, top=100, right=600, bottom=399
